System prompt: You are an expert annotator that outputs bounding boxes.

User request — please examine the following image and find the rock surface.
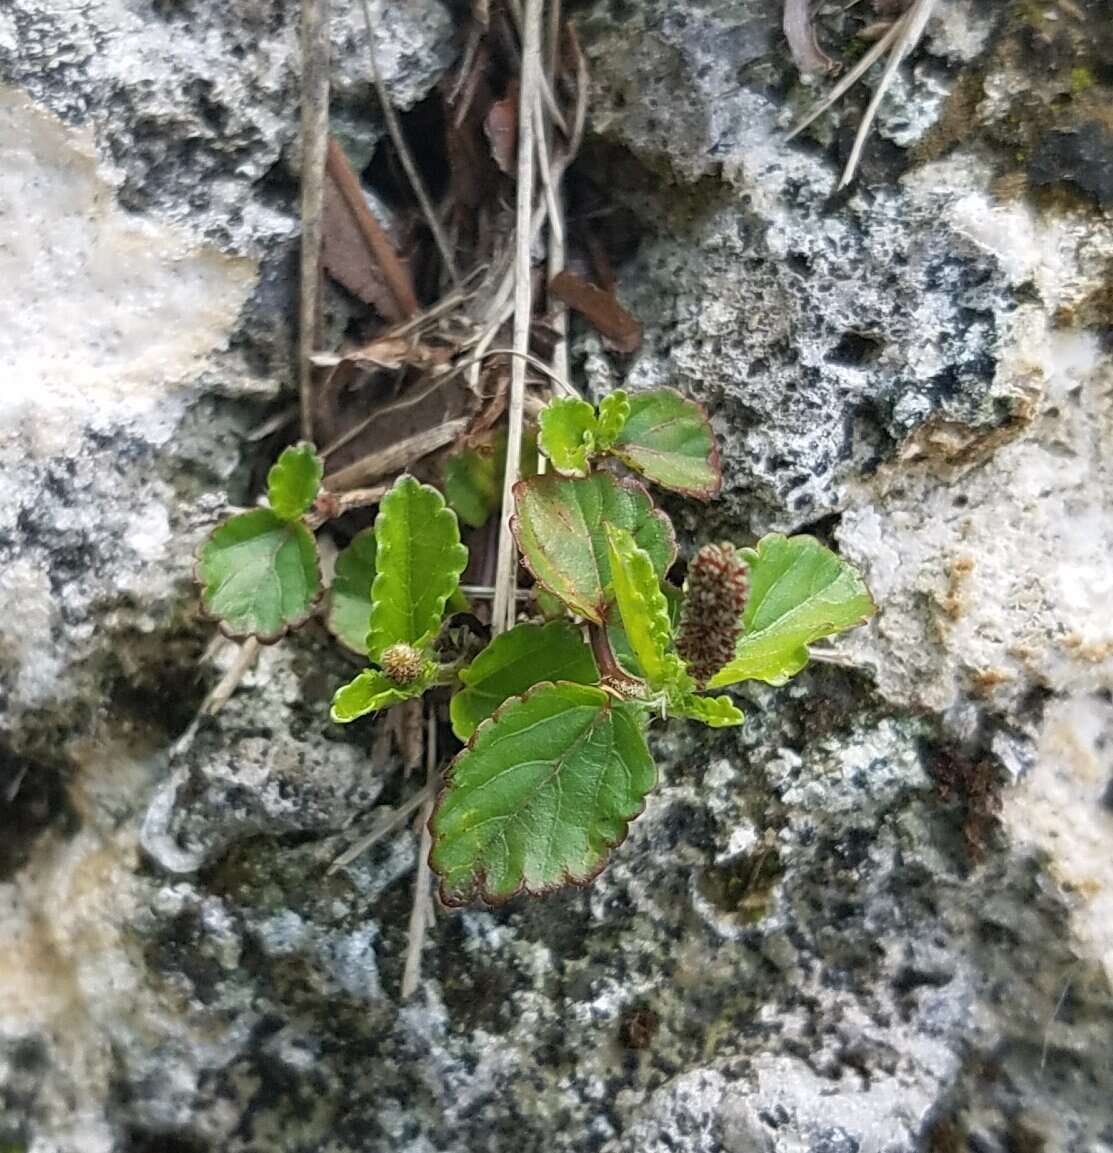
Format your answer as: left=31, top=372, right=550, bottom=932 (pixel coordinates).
left=2, top=2, right=1113, bottom=1152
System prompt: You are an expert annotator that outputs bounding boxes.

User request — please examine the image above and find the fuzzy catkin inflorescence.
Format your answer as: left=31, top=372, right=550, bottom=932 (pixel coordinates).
left=676, top=543, right=749, bottom=686
left=381, top=642, right=424, bottom=685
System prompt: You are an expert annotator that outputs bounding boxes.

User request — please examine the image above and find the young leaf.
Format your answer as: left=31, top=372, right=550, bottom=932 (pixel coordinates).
left=511, top=471, right=676, bottom=624
left=538, top=396, right=598, bottom=477
left=605, top=525, right=691, bottom=694
left=430, top=682, right=656, bottom=905
left=450, top=620, right=599, bottom=741
left=198, top=509, right=321, bottom=641
left=367, top=475, right=469, bottom=662
left=325, top=527, right=377, bottom=654
left=331, top=668, right=422, bottom=723
left=672, top=694, right=745, bottom=728
left=610, top=389, right=721, bottom=499
left=707, top=534, right=875, bottom=689
left=267, top=442, right=324, bottom=521
left=595, top=389, right=631, bottom=449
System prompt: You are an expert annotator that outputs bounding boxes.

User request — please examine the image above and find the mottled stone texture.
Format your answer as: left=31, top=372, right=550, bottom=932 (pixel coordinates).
left=2, top=2, right=1113, bottom=1152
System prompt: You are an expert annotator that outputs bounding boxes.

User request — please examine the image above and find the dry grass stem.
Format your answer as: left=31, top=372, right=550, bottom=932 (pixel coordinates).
left=299, top=0, right=332, bottom=441
left=328, top=778, right=439, bottom=873
left=401, top=708, right=438, bottom=999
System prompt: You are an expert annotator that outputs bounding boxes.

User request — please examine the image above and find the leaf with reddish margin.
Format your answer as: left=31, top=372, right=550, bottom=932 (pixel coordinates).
left=197, top=509, right=322, bottom=642
left=430, top=682, right=655, bottom=906
left=511, top=471, right=676, bottom=624
left=609, top=388, right=721, bottom=499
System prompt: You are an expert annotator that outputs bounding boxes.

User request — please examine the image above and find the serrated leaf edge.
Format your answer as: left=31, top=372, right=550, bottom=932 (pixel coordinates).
left=429, top=681, right=656, bottom=907
left=509, top=472, right=677, bottom=624
left=705, top=533, right=876, bottom=689
left=610, top=387, right=722, bottom=500
left=368, top=475, right=469, bottom=660
left=266, top=441, right=324, bottom=521
left=194, top=511, right=324, bottom=645
left=605, top=525, right=690, bottom=693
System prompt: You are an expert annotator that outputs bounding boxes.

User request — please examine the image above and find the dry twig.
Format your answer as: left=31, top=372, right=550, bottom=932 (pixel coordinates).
left=490, top=0, right=544, bottom=635
left=328, top=777, right=439, bottom=873
left=322, top=419, right=469, bottom=490
left=299, top=0, right=332, bottom=441
left=787, top=0, right=938, bottom=189
left=401, top=707, right=438, bottom=999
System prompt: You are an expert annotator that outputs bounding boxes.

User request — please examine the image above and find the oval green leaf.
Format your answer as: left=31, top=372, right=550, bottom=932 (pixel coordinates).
left=610, top=388, right=721, bottom=499
left=605, top=525, right=690, bottom=694
left=707, top=534, right=875, bottom=689
left=511, top=471, right=676, bottom=624
left=267, top=442, right=324, bottom=521
left=325, top=527, right=377, bottom=655
left=331, top=668, right=421, bottom=723
left=430, top=682, right=656, bottom=905
left=450, top=620, right=599, bottom=741
left=368, top=475, right=469, bottom=662
left=198, top=508, right=321, bottom=642
left=538, top=395, right=598, bottom=477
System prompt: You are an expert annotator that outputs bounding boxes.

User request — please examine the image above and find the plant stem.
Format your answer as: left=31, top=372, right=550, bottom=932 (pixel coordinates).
left=589, top=622, right=635, bottom=686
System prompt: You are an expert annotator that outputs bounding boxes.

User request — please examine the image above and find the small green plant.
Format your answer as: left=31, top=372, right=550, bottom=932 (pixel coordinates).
left=197, top=389, right=875, bottom=905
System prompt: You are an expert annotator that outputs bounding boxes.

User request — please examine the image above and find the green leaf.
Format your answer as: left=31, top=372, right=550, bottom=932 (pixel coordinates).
left=595, top=389, right=630, bottom=449
left=605, top=526, right=691, bottom=694
left=430, top=682, right=655, bottom=905
left=331, top=668, right=422, bottom=723
left=672, top=694, right=745, bottom=728
left=538, top=396, right=598, bottom=477
left=443, top=431, right=539, bottom=529
left=267, top=442, right=323, bottom=521
left=610, top=389, right=720, bottom=498
left=367, top=475, right=469, bottom=662
left=198, top=508, right=321, bottom=641
left=707, top=534, right=875, bottom=689
left=512, top=471, right=675, bottom=624
left=325, top=528, right=377, bottom=655
left=450, top=621, right=599, bottom=741
left=444, top=443, right=502, bottom=529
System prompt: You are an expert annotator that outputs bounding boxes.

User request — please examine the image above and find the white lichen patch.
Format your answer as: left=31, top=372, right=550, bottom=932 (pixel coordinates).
left=1004, top=695, right=1113, bottom=982
left=838, top=160, right=1113, bottom=714
left=0, top=85, right=256, bottom=455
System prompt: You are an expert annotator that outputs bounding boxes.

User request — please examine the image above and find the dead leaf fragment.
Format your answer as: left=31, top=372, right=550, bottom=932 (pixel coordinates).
left=484, top=81, right=519, bottom=177
left=549, top=270, right=642, bottom=353
left=322, top=174, right=403, bottom=320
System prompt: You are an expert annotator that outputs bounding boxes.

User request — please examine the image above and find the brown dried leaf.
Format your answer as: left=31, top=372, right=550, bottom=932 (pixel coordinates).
left=322, top=175, right=403, bottom=319
left=344, top=336, right=453, bottom=373
left=484, top=80, right=518, bottom=177
left=549, top=270, right=642, bottom=354
left=323, top=137, right=419, bottom=320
